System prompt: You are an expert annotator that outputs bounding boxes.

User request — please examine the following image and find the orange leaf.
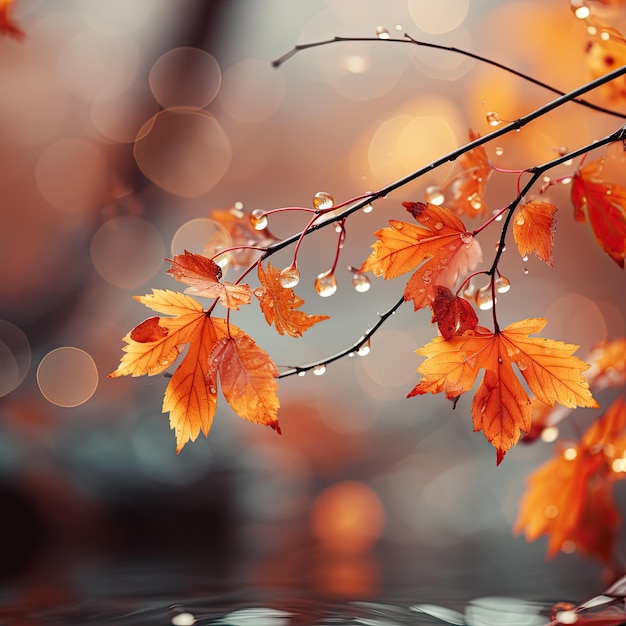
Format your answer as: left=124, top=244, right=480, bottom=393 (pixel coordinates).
left=109, top=289, right=280, bottom=452
left=430, top=286, right=478, bottom=340
left=587, top=337, right=626, bottom=389
left=167, top=250, right=252, bottom=310
left=208, top=332, right=281, bottom=432
left=0, top=0, right=25, bottom=39
left=515, top=396, right=626, bottom=564
left=256, top=262, right=329, bottom=337
left=440, top=130, right=493, bottom=218
left=571, top=157, right=626, bottom=268
left=512, top=200, right=557, bottom=267
left=409, top=318, right=597, bottom=462
left=585, top=29, right=626, bottom=104
left=210, top=207, right=278, bottom=269
left=360, top=201, right=482, bottom=311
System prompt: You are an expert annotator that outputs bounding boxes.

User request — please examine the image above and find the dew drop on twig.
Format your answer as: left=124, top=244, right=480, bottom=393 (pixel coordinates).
left=314, top=271, right=337, bottom=297
left=486, top=111, right=501, bottom=127
left=476, top=285, right=495, bottom=310
left=279, top=266, right=300, bottom=288
left=495, top=274, right=511, bottom=293
left=313, top=364, right=327, bottom=376
left=357, top=339, right=371, bottom=356
left=313, top=191, right=334, bottom=210
left=250, top=208, right=268, bottom=230
left=352, top=272, right=371, bottom=293
left=375, top=26, right=391, bottom=39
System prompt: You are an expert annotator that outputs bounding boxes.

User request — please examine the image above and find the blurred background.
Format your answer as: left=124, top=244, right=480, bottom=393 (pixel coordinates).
left=0, top=0, right=624, bottom=618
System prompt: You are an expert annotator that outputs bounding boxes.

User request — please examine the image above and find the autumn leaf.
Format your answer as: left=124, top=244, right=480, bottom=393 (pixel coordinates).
left=515, top=396, right=626, bottom=564
left=431, top=285, right=478, bottom=340
left=571, top=157, right=626, bottom=268
left=166, top=250, right=252, bottom=310
left=0, top=0, right=25, bottom=39
left=512, top=200, right=557, bottom=267
left=210, top=207, right=278, bottom=269
left=109, top=289, right=280, bottom=452
left=208, top=333, right=281, bottom=432
left=360, top=201, right=483, bottom=311
left=585, top=28, right=626, bottom=104
left=256, top=262, right=329, bottom=337
left=408, top=318, right=597, bottom=463
left=440, top=130, right=493, bottom=218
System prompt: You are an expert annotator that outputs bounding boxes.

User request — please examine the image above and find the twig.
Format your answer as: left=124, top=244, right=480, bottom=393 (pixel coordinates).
left=272, top=35, right=626, bottom=120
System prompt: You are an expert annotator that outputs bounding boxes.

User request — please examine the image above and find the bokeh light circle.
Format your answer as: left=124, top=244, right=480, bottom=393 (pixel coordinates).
left=0, top=321, right=31, bottom=398
left=149, top=47, right=221, bottom=110
left=408, top=0, right=469, bottom=34
left=311, top=481, right=385, bottom=555
left=90, top=215, right=165, bottom=289
left=219, top=58, right=285, bottom=123
left=170, top=217, right=232, bottom=258
left=134, top=109, right=232, bottom=197
left=37, top=347, right=99, bottom=407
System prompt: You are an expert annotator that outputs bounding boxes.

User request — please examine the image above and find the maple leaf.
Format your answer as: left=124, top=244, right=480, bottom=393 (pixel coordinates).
left=360, top=201, right=483, bottom=311
left=512, top=200, right=557, bottom=267
left=571, top=157, right=626, bottom=268
left=431, top=285, right=478, bottom=340
left=209, top=207, right=278, bottom=269
left=515, top=396, right=626, bottom=564
left=408, top=318, right=598, bottom=463
left=208, top=333, right=281, bottom=431
left=256, top=262, right=329, bottom=337
left=167, top=250, right=252, bottom=310
left=109, top=289, right=280, bottom=452
left=440, top=130, right=493, bottom=218
left=0, top=0, right=25, bottom=39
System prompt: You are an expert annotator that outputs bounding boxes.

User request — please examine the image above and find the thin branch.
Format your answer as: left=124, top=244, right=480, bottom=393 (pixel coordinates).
left=273, top=35, right=626, bottom=119
left=277, top=296, right=406, bottom=379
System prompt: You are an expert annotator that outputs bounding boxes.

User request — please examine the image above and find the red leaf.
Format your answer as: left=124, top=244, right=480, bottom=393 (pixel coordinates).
left=431, top=286, right=478, bottom=340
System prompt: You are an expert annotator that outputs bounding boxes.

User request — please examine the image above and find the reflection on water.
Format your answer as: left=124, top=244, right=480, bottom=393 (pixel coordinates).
left=1, top=566, right=624, bottom=626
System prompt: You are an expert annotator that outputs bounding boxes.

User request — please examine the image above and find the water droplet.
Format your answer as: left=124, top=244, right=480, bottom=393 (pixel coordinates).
left=495, top=274, right=511, bottom=293
left=463, top=281, right=477, bottom=298
left=172, top=612, right=196, bottom=626
left=348, top=352, right=355, bottom=358
left=563, top=448, right=577, bottom=461
left=522, top=267, right=529, bottom=275
left=434, top=221, right=443, bottom=230
left=394, top=24, right=403, bottom=31
left=352, top=272, right=371, bottom=293
left=494, top=242, right=506, bottom=252
left=160, top=360, right=169, bottom=366
left=606, top=187, right=612, bottom=195
left=475, top=285, right=495, bottom=310
left=587, top=24, right=598, bottom=35
left=297, top=370, right=306, bottom=377
left=376, top=26, right=391, bottom=39
left=313, top=364, right=326, bottom=376
left=459, top=232, right=473, bottom=245
left=600, top=29, right=611, bottom=41
left=422, top=269, right=434, bottom=285
left=516, top=214, right=525, bottom=226
left=570, top=0, right=590, bottom=19
left=522, top=255, right=529, bottom=262
left=486, top=111, right=501, bottom=127
left=541, top=426, right=559, bottom=443
left=494, top=146, right=504, bottom=156
left=314, top=271, right=337, bottom=297
left=424, top=185, right=445, bottom=205
left=253, top=287, right=265, bottom=299
left=560, top=176, right=573, bottom=185
left=362, top=203, right=373, bottom=214
left=418, top=287, right=425, bottom=294
left=250, top=208, right=268, bottom=230
left=312, top=191, right=334, bottom=210
left=498, top=356, right=503, bottom=364
left=517, top=359, right=528, bottom=371
left=357, top=339, right=371, bottom=356
left=467, top=192, right=482, bottom=210
left=334, top=224, right=343, bottom=233
left=279, top=265, right=300, bottom=288
left=213, top=251, right=230, bottom=269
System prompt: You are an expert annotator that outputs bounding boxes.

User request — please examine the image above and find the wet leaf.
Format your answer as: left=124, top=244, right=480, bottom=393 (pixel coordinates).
left=167, top=250, right=252, bottom=310
left=109, top=289, right=280, bottom=452
left=571, top=157, right=626, bottom=268
left=431, top=285, right=478, bottom=340
left=408, top=318, right=597, bottom=463
left=360, top=201, right=482, bottom=311
left=513, top=200, right=557, bottom=267
left=257, top=262, right=329, bottom=337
